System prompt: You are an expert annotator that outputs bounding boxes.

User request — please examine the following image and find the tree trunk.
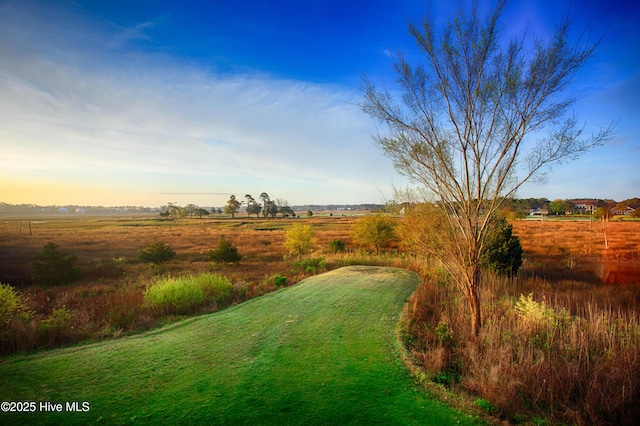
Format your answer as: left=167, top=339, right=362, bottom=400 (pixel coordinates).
left=468, top=263, right=482, bottom=336
left=468, top=287, right=482, bottom=336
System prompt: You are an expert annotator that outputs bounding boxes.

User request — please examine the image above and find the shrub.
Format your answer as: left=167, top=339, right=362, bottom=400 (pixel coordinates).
left=137, top=241, right=176, bottom=264
left=32, top=242, right=81, bottom=286
left=144, top=273, right=233, bottom=316
left=328, top=239, right=345, bottom=253
left=293, top=257, right=326, bottom=273
left=434, top=321, right=456, bottom=348
left=38, top=306, right=74, bottom=347
left=480, top=217, right=523, bottom=275
left=0, top=283, right=35, bottom=353
left=513, top=293, right=571, bottom=329
left=209, top=238, right=241, bottom=264
left=273, top=275, right=287, bottom=287
left=0, top=283, right=20, bottom=325
left=474, top=398, right=495, bottom=415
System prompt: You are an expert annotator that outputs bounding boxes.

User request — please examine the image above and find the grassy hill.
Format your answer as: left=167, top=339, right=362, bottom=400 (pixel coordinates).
left=0, top=266, right=481, bottom=425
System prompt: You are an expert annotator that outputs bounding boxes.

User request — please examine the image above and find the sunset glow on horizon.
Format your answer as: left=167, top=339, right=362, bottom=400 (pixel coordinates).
left=1, top=0, right=638, bottom=207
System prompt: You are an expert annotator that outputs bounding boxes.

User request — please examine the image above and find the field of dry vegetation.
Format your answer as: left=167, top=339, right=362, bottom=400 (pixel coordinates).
left=0, top=214, right=372, bottom=352
left=404, top=218, right=640, bottom=425
left=1, top=214, right=639, bottom=424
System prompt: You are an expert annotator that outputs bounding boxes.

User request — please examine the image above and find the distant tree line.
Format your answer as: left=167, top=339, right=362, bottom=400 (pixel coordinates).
left=158, top=193, right=297, bottom=220
left=0, top=203, right=154, bottom=215
left=224, top=193, right=295, bottom=219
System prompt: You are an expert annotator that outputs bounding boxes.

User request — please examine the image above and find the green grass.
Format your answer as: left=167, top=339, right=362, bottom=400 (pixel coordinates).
left=144, top=273, right=233, bottom=315
left=0, top=266, right=481, bottom=425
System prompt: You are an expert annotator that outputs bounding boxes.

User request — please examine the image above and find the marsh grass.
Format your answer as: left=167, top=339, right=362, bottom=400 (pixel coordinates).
left=144, top=273, right=233, bottom=316
left=0, top=216, right=373, bottom=354
left=404, top=264, right=640, bottom=425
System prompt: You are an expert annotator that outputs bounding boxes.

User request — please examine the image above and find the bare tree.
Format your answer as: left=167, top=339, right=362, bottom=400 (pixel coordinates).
left=361, top=0, right=612, bottom=335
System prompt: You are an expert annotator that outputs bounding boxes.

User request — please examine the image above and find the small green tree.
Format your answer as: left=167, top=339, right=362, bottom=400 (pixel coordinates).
left=352, top=214, right=397, bottom=254
left=245, top=194, right=262, bottom=217
left=195, top=208, right=210, bottom=218
left=284, top=224, right=317, bottom=260
left=185, top=204, right=198, bottom=218
left=264, top=201, right=278, bottom=218
left=549, top=199, right=573, bottom=216
left=480, top=217, right=523, bottom=276
left=209, top=238, right=242, bottom=264
left=224, top=195, right=241, bottom=218
left=32, top=242, right=81, bottom=286
left=280, top=205, right=295, bottom=218
left=328, top=239, right=346, bottom=253
left=137, top=241, right=176, bottom=264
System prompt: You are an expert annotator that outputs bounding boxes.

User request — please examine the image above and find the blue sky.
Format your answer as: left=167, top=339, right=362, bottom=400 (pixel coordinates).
left=0, top=0, right=638, bottom=207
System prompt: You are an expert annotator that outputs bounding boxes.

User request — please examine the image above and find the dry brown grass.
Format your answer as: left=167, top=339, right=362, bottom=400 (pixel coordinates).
left=512, top=219, right=640, bottom=286
left=0, top=215, right=357, bottom=285
left=511, top=219, right=640, bottom=258
left=0, top=215, right=360, bottom=352
left=403, top=219, right=640, bottom=425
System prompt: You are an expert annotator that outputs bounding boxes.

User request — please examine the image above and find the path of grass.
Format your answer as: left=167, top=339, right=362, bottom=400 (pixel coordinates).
left=0, top=266, right=481, bottom=425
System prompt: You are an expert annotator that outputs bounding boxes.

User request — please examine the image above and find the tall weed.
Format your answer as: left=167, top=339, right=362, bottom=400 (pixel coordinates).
left=405, top=272, right=640, bottom=425
left=144, top=273, right=233, bottom=316
left=38, top=306, right=75, bottom=347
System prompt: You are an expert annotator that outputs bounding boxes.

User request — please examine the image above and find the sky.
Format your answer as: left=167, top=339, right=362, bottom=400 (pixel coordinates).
left=0, top=0, right=638, bottom=208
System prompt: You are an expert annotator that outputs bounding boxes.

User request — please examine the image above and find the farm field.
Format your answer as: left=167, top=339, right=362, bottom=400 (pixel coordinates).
left=0, top=266, right=482, bottom=425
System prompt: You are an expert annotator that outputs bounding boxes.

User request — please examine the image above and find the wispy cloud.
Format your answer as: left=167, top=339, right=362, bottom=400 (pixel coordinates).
left=108, top=21, right=156, bottom=50
left=0, top=0, right=397, bottom=205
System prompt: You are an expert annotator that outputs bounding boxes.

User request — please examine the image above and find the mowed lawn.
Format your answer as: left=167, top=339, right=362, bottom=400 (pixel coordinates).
left=0, top=266, right=481, bottom=425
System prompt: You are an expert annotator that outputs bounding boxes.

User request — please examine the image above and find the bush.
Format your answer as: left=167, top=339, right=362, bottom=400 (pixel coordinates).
left=137, top=241, right=176, bottom=264
left=0, top=283, right=34, bottom=353
left=38, top=306, right=74, bottom=347
left=144, top=273, right=233, bottom=316
left=32, top=242, right=81, bottom=286
left=293, top=257, right=326, bottom=273
left=0, top=283, right=20, bottom=325
left=480, top=217, right=523, bottom=275
left=474, top=398, right=495, bottom=415
left=209, top=238, right=241, bottom=264
left=273, top=275, right=287, bottom=287
left=328, top=239, right=345, bottom=253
